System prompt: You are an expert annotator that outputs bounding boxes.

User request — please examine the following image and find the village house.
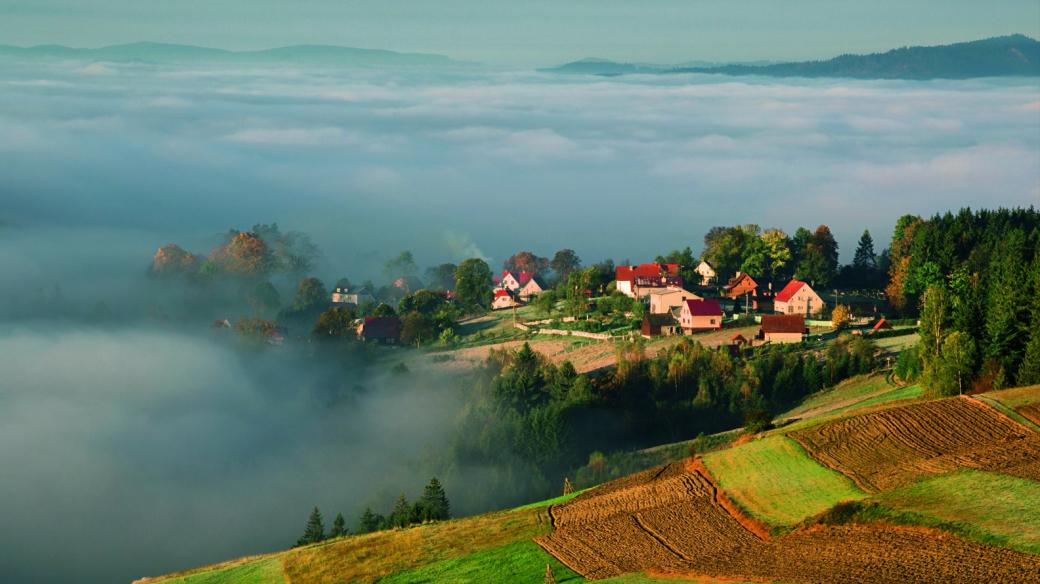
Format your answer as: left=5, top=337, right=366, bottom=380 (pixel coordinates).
left=695, top=260, right=717, bottom=286
left=759, top=314, right=807, bottom=344
left=495, top=270, right=540, bottom=293
left=615, top=263, right=683, bottom=298
left=331, top=286, right=374, bottom=307
left=357, top=316, right=401, bottom=344
left=773, top=279, right=824, bottom=316
left=722, top=271, right=758, bottom=310
left=647, top=287, right=702, bottom=314
left=641, top=313, right=679, bottom=338
left=518, top=275, right=546, bottom=302
left=678, top=298, right=724, bottom=333
left=491, top=288, right=521, bottom=310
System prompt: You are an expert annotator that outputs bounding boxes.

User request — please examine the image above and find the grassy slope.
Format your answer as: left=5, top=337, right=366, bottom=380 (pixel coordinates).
left=156, top=558, right=283, bottom=584
left=871, top=469, right=1040, bottom=554
left=702, top=435, right=866, bottom=527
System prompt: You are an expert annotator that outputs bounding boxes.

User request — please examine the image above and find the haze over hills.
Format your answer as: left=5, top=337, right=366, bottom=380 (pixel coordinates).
left=0, top=41, right=459, bottom=66
left=548, top=34, right=1040, bottom=79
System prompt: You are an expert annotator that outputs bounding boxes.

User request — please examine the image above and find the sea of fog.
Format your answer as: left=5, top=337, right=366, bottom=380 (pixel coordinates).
left=1, top=58, right=1038, bottom=583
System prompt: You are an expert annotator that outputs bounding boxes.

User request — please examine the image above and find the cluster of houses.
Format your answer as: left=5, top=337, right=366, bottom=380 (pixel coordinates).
left=616, top=261, right=826, bottom=345
left=491, top=270, right=547, bottom=310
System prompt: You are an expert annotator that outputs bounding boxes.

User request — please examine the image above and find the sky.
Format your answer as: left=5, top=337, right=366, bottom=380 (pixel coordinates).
left=1, top=0, right=1039, bottom=65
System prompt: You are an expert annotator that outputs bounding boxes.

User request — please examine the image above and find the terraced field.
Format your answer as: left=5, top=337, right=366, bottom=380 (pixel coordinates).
left=789, top=396, right=1040, bottom=492
left=536, top=460, right=1040, bottom=583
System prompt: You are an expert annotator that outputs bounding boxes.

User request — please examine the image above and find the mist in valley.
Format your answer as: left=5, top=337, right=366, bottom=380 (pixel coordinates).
left=1, top=54, right=1038, bottom=583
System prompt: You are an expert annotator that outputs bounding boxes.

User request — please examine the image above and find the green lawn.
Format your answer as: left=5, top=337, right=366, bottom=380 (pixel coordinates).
left=702, top=435, right=866, bottom=527
left=780, top=375, right=890, bottom=419
left=830, top=384, right=923, bottom=415
left=512, top=490, right=587, bottom=511
left=378, top=540, right=582, bottom=583
left=874, top=469, right=1040, bottom=554
left=159, top=557, right=284, bottom=584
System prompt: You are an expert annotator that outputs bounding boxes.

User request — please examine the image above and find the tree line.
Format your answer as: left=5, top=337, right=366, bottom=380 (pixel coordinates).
left=295, top=477, right=450, bottom=546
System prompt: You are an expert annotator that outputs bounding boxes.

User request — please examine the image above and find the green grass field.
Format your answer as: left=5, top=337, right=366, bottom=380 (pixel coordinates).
left=874, top=469, right=1040, bottom=554
left=158, top=557, right=284, bottom=584
left=780, top=374, right=891, bottom=419
left=378, top=540, right=582, bottom=583
left=702, top=435, right=866, bottom=527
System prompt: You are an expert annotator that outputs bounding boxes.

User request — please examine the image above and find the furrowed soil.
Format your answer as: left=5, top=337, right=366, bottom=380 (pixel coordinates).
left=535, top=460, right=1040, bottom=583
left=789, top=396, right=1040, bottom=492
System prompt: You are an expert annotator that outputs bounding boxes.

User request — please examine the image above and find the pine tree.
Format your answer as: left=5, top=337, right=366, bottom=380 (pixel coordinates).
left=296, top=506, right=325, bottom=546
left=985, top=230, right=1028, bottom=388
left=329, top=513, right=348, bottom=538
left=853, top=230, right=877, bottom=269
left=358, top=507, right=381, bottom=534
left=1018, top=253, right=1040, bottom=385
left=419, top=478, right=451, bottom=521
left=390, top=494, right=411, bottom=528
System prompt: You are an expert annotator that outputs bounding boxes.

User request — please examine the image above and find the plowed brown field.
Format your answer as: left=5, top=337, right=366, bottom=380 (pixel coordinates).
left=1019, top=404, right=1040, bottom=426
left=789, top=396, right=1040, bottom=492
left=536, top=459, right=1040, bottom=583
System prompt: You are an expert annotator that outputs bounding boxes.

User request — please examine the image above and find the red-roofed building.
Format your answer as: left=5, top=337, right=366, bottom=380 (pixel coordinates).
left=491, top=288, right=520, bottom=310
left=616, top=263, right=685, bottom=298
left=759, top=314, right=807, bottom=344
left=357, top=316, right=401, bottom=344
left=723, top=272, right=758, bottom=299
left=678, top=299, right=724, bottom=333
left=774, top=279, right=824, bottom=316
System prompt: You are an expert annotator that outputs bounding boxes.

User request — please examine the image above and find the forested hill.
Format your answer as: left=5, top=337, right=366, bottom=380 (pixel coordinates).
left=548, top=35, right=1040, bottom=80
left=672, top=35, right=1040, bottom=79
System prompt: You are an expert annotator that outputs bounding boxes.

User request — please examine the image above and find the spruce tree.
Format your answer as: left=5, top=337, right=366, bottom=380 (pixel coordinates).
left=420, top=477, right=451, bottom=521
left=1018, top=253, right=1040, bottom=385
left=390, top=494, right=411, bottom=528
left=853, top=230, right=877, bottom=269
left=358, top=507, right=381, bottom=534
left=329, top=513, right=348, bottom=538
left=296, top=506, right=325, bottom=546
left=984, top=230, right=1028, bottom=388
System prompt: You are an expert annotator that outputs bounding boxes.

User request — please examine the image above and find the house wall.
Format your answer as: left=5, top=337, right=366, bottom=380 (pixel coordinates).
left=679, top=306, right=722, bottom=331
left=775, top=288, right=824, bottom=315
left=649, top=290, right=685, bottom=314
left=491, top=296, right=517, bottom=310
left=501, top=275, right=520, bottom=291
left=616, top=280, right=635, bottom=297
left=764, top=332, right=803, bottom=344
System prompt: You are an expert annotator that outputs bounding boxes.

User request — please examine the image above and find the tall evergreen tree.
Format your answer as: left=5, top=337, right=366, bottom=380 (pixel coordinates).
left=358, top=507, right=381, bottom=534
left=852, top=230, right=877, bottom=269
left=1017, top=252, right=1040, bottom=385
left=419, top=477, right=451, bottom=521
left=329, top=513, right=348, bottom=538
left=390, top=494, right=412, bottom=528
left=296, top=506, right=325, bottom=546
left=985, top=230, right=1028, bottom=388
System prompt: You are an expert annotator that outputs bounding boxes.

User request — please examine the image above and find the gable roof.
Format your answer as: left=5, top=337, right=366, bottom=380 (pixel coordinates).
left=775, top=279, right=809, bottom=303
left=493, top=288, right=512, bottom=298
left=724, top=272, right=758, bottom=290
left=362, top=316, right=401, bottom=339
left=520, top=275, right=545, bottom=290
left=683, top=298, right=723, bottom=316
left=760, top=314, right=806, bottom=334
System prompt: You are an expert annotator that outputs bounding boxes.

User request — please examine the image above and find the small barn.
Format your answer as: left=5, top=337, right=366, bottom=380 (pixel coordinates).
left=759, top=314, right=807, bottom=344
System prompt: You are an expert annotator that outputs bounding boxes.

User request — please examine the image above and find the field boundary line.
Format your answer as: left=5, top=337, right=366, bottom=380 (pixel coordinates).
left=785, top=432, right=878, bottom=493
left=962, top=394, right=1040, bottom=434
left=687, top=458, right=771, bottom=540
left=632, top=513, right=695, bottom=562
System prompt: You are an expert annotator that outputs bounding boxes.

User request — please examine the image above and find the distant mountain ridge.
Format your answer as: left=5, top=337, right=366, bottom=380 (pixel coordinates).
left=548, top=35, right=1040, bottom=80
left=0, top=41, right=459, bottom=66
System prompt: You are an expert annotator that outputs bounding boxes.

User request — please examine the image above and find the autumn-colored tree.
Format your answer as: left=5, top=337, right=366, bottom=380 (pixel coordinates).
left=504, top=251, right=549, bottom=275
left=211, top=232, right=272, bottom=277
left=831, top=304, right=852, bottom=329
left=149, top=244, right=199, bottom=277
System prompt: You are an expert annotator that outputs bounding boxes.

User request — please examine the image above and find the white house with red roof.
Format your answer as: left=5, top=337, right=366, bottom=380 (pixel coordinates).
left=496, top=270, right=539, bottom=293
left=774, top=279, right=824, bottom=316
left=615, top=263, right=683, bottom=298
left=518, top=276, right=546, bottom=301
left=491, top=288, right=520, bottom=310
left=678, top=298, right=724, bottom=333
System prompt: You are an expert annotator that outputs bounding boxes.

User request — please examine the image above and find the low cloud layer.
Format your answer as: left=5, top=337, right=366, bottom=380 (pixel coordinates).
left=0, top=325, right=465, bottom=583
left=2, top=60, right=1037, bottom=280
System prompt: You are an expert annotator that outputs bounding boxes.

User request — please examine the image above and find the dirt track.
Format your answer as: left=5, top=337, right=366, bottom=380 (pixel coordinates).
left=536, top=459, right=1040, bottom=583
left=789, top=396, right=1040, bottom=492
